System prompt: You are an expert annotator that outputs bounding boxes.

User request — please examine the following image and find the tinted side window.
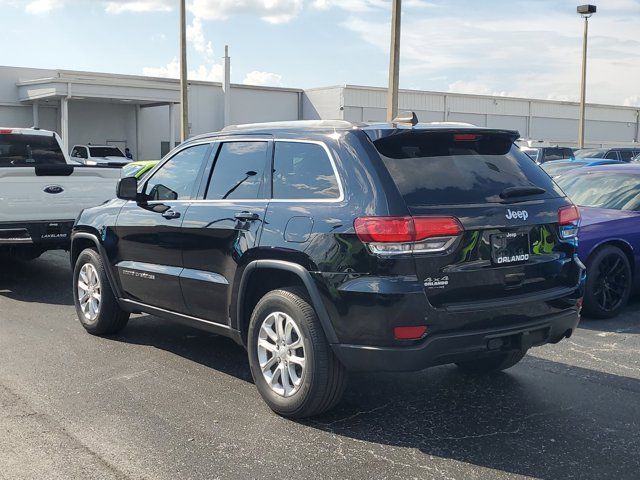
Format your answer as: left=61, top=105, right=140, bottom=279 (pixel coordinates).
left=206, top=141, right=268, bottom=200
left=145, top=144, right=209, bottom=201
left=620, top=150, right=634, bottom=161
left=605, top=151, right=619, bottom=160
left=273, top=142, right=340, bottom=199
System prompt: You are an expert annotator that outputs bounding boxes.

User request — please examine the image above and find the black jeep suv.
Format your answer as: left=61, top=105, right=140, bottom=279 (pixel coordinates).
left=71, top=120, right=584, bottom=417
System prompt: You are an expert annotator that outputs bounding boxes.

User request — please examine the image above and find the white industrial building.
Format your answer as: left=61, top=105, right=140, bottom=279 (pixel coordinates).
left=1, top=65, right=638, bottom=159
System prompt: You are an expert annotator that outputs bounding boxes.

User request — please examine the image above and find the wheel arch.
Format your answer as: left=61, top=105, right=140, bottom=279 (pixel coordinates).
left=70, top=232, right=122, bottom=298
left=234, top=259, right=338, bottom=347
left=587, top=239, right=635, bottom=277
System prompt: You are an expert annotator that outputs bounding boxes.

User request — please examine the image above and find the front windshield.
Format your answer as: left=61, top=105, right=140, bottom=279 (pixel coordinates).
left=556, top=172, right=640, bottom=210
left=574, top=149, right=606, bottom=159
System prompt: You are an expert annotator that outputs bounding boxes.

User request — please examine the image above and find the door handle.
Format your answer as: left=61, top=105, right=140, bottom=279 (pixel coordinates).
left=234, top=211, right=260, bottom=221
left=162, top=209, right=181, bottom=219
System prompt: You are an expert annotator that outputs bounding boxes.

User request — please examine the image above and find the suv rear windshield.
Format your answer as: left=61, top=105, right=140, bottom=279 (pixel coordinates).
left=373, top=131, right=563, bottom=206
left=0, top=133, right=66, bottom=167
left=89, top=147, right=124, bottom=157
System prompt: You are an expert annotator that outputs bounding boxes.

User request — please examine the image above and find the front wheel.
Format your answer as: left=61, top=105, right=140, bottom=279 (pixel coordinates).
left=583, top=245, right=632, bottom=319
left=456, top=350, right=526, bottom=373
left=247, top=287, right=347, bottom=418
left=73, top=248, right=129, bottom=335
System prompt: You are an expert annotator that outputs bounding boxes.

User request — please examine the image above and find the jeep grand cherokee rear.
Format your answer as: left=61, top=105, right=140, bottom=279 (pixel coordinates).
left=330, top=126, right=583, bottom=374
left=71, top=120, right=583, bottom=418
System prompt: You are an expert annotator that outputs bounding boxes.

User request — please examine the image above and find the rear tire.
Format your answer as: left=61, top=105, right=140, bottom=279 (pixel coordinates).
left=247, top=287, right=347, bottom=418
left=583, top=245, right=632, bottom=319
left=456, top=350, right=526, bottom=373
left=73, top=248, right=129, bottom=335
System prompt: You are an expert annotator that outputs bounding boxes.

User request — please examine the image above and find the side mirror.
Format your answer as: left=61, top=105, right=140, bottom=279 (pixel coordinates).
left=117, top=176, right=140, bottom=201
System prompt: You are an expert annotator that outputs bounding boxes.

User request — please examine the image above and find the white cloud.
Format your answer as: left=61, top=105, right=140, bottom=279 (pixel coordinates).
left=104, top=0, right=173, bottom=13
left=187, top=17, right=213, bottom=56
left=624, top=95, right=640, bottom=107
left=190, top=0, right=303, bottom=24
left=313, top=0, right=433, bottom=12
left=143, top=58, right=224, bottom=82
left=243, top=71, right=283, bottom=86
left=341, top=8, right=640, bottom=106
left=25, top=0, right=64, bottom=14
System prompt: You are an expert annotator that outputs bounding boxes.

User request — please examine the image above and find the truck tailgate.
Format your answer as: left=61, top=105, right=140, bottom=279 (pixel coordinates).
left=0, top=167, right=121, bottom=222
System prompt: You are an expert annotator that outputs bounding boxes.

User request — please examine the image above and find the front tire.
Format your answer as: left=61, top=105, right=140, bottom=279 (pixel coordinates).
left=73, top=248, right=129, bottom=335
left=456, top=350, right=526, bottom=373
left=247, top=287, right=347, bottom=418
left=583, top=245, right=632, bottom=319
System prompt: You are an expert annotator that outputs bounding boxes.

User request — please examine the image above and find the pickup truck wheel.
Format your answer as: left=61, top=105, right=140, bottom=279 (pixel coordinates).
left=456, top=350, right=526, bottom=373
left=73, top=248, right=129, bottom=335
left=247, top=287, right=347, bottom=418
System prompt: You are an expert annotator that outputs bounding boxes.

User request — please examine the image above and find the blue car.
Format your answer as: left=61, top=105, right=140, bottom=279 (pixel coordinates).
left=556, top=164, right=640, bottom=318
left=542, top=158, right=624, bottom=178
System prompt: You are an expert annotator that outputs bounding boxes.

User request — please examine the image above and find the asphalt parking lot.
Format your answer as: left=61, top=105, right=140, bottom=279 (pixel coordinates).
left=1, top=251, right=639, bottom=480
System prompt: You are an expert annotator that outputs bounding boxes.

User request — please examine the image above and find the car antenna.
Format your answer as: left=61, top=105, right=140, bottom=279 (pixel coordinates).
left=392, top=111, right=418, bottom=127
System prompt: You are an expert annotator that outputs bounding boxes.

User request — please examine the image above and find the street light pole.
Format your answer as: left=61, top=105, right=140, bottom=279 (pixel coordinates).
left=386, top=0, right=401, bottom=122
left=577, top=4, right=596, bottom=148
left=179, top=0, right=189, bottom=142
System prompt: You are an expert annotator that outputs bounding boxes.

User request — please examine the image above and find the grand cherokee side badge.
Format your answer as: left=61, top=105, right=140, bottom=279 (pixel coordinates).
left=44, top=185, right=64, bottom=194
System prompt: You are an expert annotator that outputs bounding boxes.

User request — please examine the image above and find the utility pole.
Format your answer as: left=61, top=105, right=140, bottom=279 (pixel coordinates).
left=179, top=0, right=189, bottom=142
left=577, top=5, right=596, bottom=148
left=386, top=0, right=401, bottom=122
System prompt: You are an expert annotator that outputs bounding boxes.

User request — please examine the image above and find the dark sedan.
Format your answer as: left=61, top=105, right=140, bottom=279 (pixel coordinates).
left=556, top=165, right=640, bottom=318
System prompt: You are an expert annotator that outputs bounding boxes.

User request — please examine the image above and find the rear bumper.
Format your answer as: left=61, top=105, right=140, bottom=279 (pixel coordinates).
left=331, top=309, right=580, bottom=372
left=0, top=220, right=74, bottom=249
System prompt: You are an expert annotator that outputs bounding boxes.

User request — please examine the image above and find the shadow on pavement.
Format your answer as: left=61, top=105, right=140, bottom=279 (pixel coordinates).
left=304, top=355, right=640, bottom=480
left=107, top=313, right=640, bottom=480
left=578, top=296, right=640, bottom=335
left=107, top=314, right=253, bottom=384
left=0, top=252, right=73, bottom=306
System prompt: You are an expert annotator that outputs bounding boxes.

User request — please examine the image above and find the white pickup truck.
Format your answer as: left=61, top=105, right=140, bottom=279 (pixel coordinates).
left=0, top=128, right=122, bottom=260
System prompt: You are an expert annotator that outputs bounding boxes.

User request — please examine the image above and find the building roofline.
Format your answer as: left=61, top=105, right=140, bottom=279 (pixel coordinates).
left=339, top=83, right=640, bottom=112
left=3, top=64, right=303, bottom=94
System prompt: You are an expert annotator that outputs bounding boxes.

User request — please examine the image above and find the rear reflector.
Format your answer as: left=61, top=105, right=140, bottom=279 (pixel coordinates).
left=394, top=326, right=428, bottom=340
left=558, top=205, right=580, bottom=239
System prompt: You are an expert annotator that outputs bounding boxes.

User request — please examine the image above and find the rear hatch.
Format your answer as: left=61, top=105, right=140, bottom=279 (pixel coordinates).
left=369, top=128, right=581, bottom=312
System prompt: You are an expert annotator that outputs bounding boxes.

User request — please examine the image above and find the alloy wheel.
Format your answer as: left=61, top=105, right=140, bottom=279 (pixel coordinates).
left=593, top=254, right=629, bottom=312
left=257, top=311, right=306, bottom=397
left=77, top=263, right=101, bottom=323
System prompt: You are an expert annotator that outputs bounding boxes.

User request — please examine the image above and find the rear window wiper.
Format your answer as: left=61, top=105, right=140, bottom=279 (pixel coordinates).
left=500, top=186, right=546, bottom=199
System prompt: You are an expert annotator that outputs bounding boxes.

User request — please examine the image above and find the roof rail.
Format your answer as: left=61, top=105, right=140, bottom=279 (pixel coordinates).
left=222, top=120, right=355, bottom=131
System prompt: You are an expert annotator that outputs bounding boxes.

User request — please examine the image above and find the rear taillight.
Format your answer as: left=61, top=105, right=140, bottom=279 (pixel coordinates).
left=558, top=205, right=580, bottom=239
left=0, top=129, right=13, bottom=134
left=354, top=216, right=463, bottom=255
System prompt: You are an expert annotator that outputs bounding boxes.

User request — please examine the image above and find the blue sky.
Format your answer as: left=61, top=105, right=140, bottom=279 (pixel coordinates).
left=0, top=0, right=639, bottom=106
